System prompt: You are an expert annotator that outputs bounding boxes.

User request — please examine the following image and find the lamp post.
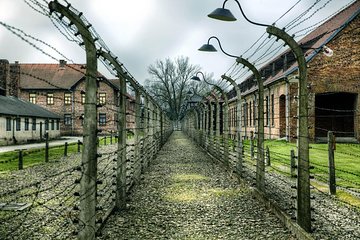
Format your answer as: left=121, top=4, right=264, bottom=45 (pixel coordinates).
left=198, top=36, right=265, bottom=189
left=207, top=0, right=311, bottom=232
left=192, top=72, right=230, bottom=168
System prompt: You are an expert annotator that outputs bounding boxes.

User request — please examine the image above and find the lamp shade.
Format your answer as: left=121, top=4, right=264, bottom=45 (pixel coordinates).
left=208, top=8, right=237, bottom=21
left=191, top=76, right=201, bottom=81
left=198, top=44, right=217, bottom=52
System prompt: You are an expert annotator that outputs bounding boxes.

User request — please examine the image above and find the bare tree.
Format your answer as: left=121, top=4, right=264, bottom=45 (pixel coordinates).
left=145, top=56, right=210, bottom=120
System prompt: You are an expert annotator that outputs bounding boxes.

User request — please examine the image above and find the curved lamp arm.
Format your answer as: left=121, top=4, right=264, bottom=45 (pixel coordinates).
left=199, top=36, right=239, bottom=58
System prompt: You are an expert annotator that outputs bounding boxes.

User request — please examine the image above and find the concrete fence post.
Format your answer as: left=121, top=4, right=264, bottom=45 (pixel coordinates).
left=328, top=131, right=336, bottom=195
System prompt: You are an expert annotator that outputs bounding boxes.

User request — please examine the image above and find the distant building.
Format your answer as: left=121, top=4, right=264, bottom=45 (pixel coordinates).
left=1, top=60, right=135, bottom=136
left=0, top=60, right=60, bottom=145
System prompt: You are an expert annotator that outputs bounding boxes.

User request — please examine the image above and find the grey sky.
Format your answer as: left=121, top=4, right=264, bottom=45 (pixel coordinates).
left=0, top=0, right=355, bottom=84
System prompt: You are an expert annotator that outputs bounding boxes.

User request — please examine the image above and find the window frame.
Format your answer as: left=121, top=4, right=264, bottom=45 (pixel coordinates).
left=32, top=118, right=36, bottom=130
left=29, top=93, right=36, bottom=104
left=45, top=119, right=49, bottom=131
left=98, top=92, right=106, bottom=106
left=6, top=117, right=11, bottom=131
left=64, top=114, right=72, bottom=126
left=25, top=118, right=29, bottom=131
left=47, top=93, right=54, bottom=105
left=81, top=93, right=86, bottom=105
left=16, top=117, right=21, bottom=131
left=64, top=93, right=72, bottom=105
left=99, top=113, right=107, bottom=126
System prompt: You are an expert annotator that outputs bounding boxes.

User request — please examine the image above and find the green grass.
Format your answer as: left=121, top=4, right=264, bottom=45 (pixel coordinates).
left=0, top=143, right=79, bottom=172
left=0, top=135, right=117, bottom=172
left=260, top=140, right=360, bottom=190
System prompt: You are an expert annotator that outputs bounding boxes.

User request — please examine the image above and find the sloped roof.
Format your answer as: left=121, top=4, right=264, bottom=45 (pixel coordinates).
left=108, top=79, right=142, bottom=100
left=19, top=63, right=105, bottom=90
left=0, top=95, right=60, bottom=119
left=240, top=0, right=360, bottom=96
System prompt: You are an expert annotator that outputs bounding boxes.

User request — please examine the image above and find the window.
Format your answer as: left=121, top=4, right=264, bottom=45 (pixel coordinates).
left=47, top=93, right=54, bottom=105
left=64, top=114, right=72, bottom=126
left=51, top=119, right=55, bottom=130
left=265, top=96, right=269, bottom=126
left=16, top=117, right=21, bottom=131
left=6, top=117, right=11, bottom=131
left=56, top=120, right=60, bottom=130
left=81, top=93, right=86, bottom=104
left=29, top=93, right=36, bottom=104
left=25, top=118, right=29, bottom=131
left=32, top=118, right=36, bottom=130
left=253, top=100, right=256, bottom=126
left=64, top=93, right=72, bottom=105
left=98, top=93, right=106, bottom=105
left=45, top=119, right=49, bottom=131
left=99, top=113, right=106, bottom=126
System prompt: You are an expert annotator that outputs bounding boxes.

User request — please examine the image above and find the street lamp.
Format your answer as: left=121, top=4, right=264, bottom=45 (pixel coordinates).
left=206, top=0, right=311, bottom=232
left=198, top=36, right=265, bottom=187
left=192, top=72, right=230, bottom=167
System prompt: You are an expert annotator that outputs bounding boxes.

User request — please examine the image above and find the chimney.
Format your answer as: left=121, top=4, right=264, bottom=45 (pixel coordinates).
left=8, top=61, right=20, bottom=97
left=59, top=59, right=66, bottom=70
left=0, top=59, right=9, bottom=96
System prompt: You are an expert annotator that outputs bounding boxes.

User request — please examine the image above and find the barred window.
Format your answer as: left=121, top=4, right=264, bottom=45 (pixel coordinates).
left=47, top=93, right=54, bottom=105
left=29, top=93, right=36, bottom=104
left=64, top=114, right=72, bottom=126
left=64, top=93, right=72, bottom=105
left=98, top=93, right=106, bottom=105
left=99, top=113, right=106, bottom=126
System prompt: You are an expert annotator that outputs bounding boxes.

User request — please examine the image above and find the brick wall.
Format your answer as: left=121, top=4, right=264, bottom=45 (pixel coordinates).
left=0, top=60, right=9, bottom=95
left=307, top=15, right=360, bottom=141
left=18, top=78, right=132, bottom=136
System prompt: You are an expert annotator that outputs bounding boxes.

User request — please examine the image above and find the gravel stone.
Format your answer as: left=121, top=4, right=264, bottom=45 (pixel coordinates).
left=99, top=132, right=295, bottom=239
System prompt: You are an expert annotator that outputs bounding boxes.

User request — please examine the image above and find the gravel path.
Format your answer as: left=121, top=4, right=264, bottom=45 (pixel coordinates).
left=100, top=131, right=295, bottom=240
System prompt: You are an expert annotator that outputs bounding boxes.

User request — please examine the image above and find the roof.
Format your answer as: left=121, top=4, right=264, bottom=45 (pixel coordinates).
left=108, top=79, right=141, bottom=100
left=18, top=63, right=105, bottom=90
left=239, top=0, right=360, bottom=96
left=0, top=95, right=60, bottom=119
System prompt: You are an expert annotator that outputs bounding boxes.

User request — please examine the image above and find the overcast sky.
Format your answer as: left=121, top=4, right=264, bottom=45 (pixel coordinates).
left=0, top=0, right=355, bottom=84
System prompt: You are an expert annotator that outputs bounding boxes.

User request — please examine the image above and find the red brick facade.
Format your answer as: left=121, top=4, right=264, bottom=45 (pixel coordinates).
left=14, top=63, right=135, bottom=136
left=225, top=4, right=360, bottom=142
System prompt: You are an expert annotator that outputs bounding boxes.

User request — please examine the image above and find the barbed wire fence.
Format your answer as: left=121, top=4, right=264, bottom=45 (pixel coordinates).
left=0, top=0, right=173, bottom=239
left=183, top=0, right=359, bottom=239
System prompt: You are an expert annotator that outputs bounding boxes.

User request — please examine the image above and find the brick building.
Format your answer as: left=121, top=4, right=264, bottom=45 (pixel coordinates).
left=227, top=1, right=360, bottom=142
left=0, top=60, right=61, bottom=145
left=2, top=60, right=135, bottom=136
